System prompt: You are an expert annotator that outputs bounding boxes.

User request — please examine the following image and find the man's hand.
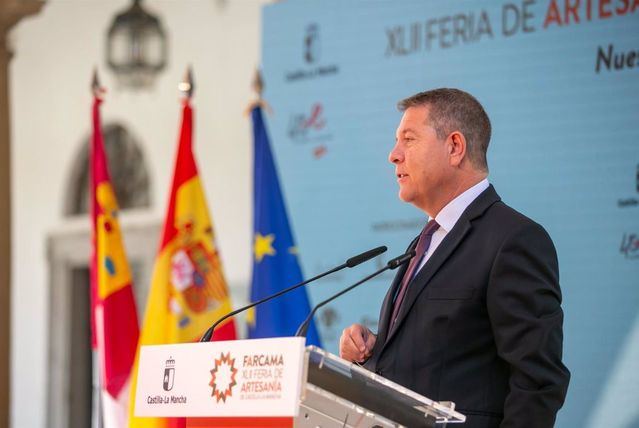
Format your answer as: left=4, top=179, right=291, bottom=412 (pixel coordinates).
left=339, top=324, right=376, bottom=363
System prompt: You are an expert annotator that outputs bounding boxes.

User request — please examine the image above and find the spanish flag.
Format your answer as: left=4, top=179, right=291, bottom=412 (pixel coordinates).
left=129, top=99, right=237, bottom=427
left=91, top=94, right=140, bottom=427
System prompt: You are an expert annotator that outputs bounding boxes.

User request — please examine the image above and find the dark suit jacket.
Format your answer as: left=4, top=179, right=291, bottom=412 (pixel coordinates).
left=365, top=185, right=570, bottom=428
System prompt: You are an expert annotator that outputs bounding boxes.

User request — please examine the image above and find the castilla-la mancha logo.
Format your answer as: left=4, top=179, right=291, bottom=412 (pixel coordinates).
left=304, top=23, right=320, bottom=64
left=209, top=352, right=238, bottom=403
left=163, top=357, right=175, bottom=391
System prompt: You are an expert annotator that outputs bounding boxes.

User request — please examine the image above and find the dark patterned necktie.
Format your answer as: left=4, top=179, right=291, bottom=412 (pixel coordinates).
left=390, top=219, right=440, bottom=329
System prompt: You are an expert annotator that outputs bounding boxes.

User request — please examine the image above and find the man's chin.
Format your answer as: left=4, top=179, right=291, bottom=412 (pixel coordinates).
left=398, top=190, right=412, bottom=203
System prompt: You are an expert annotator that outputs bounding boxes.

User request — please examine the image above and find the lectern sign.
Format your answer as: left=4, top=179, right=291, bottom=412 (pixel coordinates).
left=134, top=337, right=306, bottom=417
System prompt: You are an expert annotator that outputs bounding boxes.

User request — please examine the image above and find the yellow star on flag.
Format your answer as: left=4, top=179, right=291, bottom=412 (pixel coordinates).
left=254, top=233, right=276, bottom=262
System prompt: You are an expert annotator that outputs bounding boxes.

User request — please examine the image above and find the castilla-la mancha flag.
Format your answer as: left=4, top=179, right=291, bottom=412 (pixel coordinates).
left=129, top=98, right=237, bottom=427
left=90, top=94, right=140, bottom=428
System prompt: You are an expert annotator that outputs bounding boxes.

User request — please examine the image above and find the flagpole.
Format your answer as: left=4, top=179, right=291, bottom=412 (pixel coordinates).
left=91, top=67, right=105, bottom=99
left=90, top=67, right=104, bottom=428
left=244, top=68, right=272, bottom=116
left=92, top=351, right=103, bottom=428
left=178, top=65, right=194, bottom=99
left=245, top=69, right=322, bottom=345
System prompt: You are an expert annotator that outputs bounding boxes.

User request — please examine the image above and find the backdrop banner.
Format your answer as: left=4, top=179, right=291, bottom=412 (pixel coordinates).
left=261, top=1, right=639, bottom=427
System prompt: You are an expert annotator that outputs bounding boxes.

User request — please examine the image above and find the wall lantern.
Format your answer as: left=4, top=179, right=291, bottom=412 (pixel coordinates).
left=106, top=0, right=167, bottom=88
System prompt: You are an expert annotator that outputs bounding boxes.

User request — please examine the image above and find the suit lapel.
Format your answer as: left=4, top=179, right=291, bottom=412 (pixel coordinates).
left=383, top=220, right=471, bottom=346
left=381, top=185, right=501, bottom=349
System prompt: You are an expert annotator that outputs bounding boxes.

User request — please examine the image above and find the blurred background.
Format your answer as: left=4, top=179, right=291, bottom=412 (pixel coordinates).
left=1, top=0, right=637, bottom=427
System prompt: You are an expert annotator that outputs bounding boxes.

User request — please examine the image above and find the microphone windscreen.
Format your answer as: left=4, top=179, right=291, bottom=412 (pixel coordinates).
left=387, top=250, right=416, bottom=269
left=345, top=245, right=387, bottom=268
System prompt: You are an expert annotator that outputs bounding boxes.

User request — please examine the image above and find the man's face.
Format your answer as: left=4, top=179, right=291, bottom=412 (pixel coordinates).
left=389, top=105, right=450, bottom=212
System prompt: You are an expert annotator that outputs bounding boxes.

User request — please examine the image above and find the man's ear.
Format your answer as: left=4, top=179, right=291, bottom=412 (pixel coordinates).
left=448, top=131, right=467, bottom=167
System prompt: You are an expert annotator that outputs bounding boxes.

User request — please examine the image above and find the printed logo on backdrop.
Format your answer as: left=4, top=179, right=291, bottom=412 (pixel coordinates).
left=304, top=23, right=321, bottom=64
left=209, top=352, right=238, bottom=403
left=163, top=357, right=175, bottom=391
left=287, top=102, right=332, bottom=158
left=318, top=307, right=340, bottom=342
left=617, top=164, right=639, bottom=209
left=285, top=23, right=339, bottom=82
left=620, top=233, right=639, bottom=260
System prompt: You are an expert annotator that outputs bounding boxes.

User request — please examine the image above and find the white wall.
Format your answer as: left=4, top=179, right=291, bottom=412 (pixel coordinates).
left=9, top=1, right=268, bottom=426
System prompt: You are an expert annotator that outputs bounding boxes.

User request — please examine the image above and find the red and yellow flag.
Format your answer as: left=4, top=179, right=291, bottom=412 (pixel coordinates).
left=129, top=99, right=237, bottom=427
left=91, top=94, right=140, bottom=427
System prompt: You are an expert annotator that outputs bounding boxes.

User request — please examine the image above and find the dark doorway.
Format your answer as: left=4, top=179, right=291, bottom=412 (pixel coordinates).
left=68, top=267, right=93, bottom=428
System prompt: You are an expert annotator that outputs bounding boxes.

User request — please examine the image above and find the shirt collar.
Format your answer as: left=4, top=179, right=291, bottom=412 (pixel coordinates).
left=432, top=179, right=490, bottom=233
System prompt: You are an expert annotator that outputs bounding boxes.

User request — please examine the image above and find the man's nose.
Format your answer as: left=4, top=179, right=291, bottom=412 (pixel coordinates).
left=389, top=143, right=402, bottom=164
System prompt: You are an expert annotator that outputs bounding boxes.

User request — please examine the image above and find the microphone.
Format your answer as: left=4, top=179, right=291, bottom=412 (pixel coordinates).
left=199, top=245, right=387, bottom=342
left=345, top=246, right=388, bottom=268
left=295, top=250, right=416, bottom=338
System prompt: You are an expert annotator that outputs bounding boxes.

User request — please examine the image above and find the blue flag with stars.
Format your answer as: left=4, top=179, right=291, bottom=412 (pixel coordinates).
left=248, top=105, right=322, bottom=346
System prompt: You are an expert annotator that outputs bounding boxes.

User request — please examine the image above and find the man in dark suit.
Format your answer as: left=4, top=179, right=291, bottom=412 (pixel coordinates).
left=339, top=89, right=570, bottom=428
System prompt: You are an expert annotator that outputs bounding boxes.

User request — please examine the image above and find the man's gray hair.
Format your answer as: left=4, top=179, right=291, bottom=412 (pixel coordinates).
left=398, top=88, right=491, bottom=171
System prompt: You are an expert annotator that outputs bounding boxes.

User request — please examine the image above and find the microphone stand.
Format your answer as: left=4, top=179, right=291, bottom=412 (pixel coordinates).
left=295, top=250, right=415, bottom=338
left=199, top=245, right=387, bottom=342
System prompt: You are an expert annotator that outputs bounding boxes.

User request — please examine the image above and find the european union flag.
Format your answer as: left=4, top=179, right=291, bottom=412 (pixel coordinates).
left=248, top=106, right=322, bottom=346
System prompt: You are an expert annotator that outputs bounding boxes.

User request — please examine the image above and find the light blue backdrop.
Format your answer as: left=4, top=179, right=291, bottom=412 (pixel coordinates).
left=261, top=1, right=639, bottom=427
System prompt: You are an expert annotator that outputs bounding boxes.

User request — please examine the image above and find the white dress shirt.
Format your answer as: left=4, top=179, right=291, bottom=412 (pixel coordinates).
left=415, top=179, right=490, bottom=273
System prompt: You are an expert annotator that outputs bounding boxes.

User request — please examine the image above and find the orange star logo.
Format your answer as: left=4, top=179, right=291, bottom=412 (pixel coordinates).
left=209, top=352, right=238, bottom=403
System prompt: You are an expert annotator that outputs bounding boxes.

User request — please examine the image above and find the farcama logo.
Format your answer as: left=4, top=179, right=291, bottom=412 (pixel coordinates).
left=209, top=352, right=238, bottom=403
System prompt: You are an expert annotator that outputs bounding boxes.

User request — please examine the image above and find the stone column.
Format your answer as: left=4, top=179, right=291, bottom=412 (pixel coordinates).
left=0, top=1, right=43, bottom=426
